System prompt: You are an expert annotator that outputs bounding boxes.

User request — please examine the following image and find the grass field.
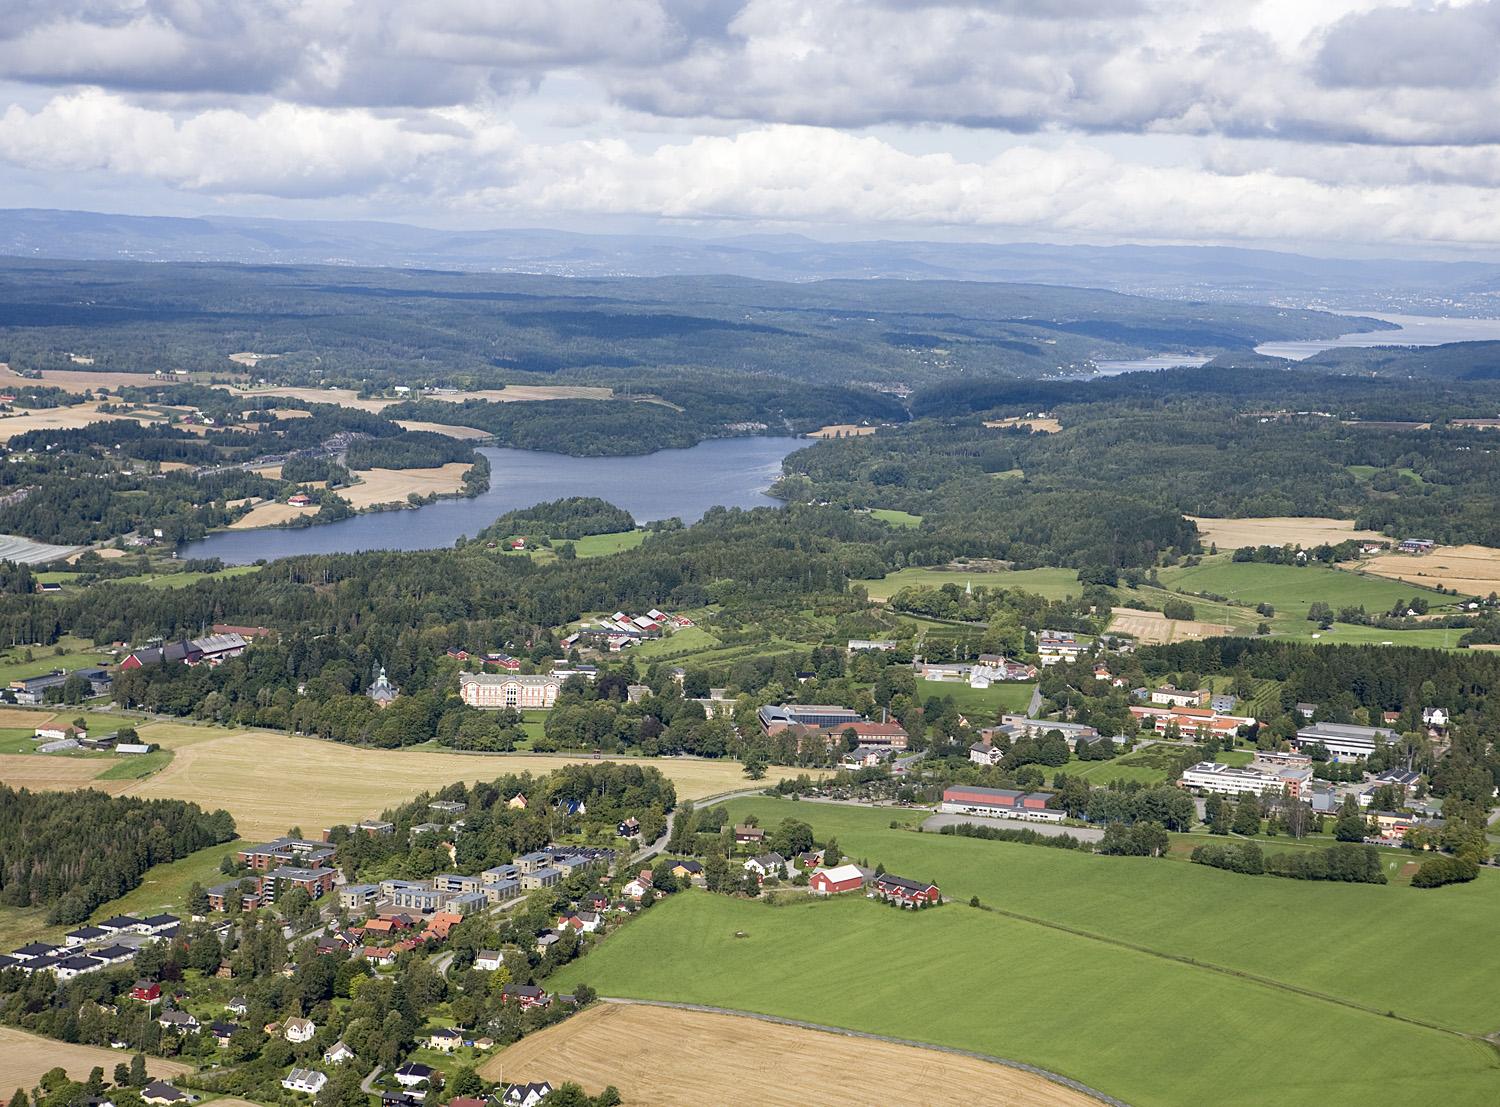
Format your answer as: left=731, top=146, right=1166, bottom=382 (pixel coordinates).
left=570, top=530, right=650, bottom=558
left=0, top=1026, right=191, bottom=1090
left=916, top=680, right=1034, bottom=717
left=552, top=799, right=1500, bottom=1106
left=0, top=636, right=113, bottom=684
left=484, top=1002, right=1096, bottom=1107
left=551, top=894, right=1499, bottom=1107
left=629, top=625, right=722, bottom=660
left=94, top=748, right=174, bottom=779
left=1159, top=557, right=1459, bottom=619
left=868, top=508, right=923, bottom=528
left=1061, top=743, right=1250, bottom=785
left=857, top=567, right=1081, bottom=603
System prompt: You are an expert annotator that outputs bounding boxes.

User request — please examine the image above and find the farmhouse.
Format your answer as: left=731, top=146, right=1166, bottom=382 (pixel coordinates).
left=458, top=669, right=561, bottom=709
left=871, top=874, right=941, bottom=907
left=1293, top=721, right=1397, bottom=762
left=809, top=864, right=869, bottom=895
left=940, top=786, right=1066, bottom=822
left=500, top=983, right=551, bottom=1010
left=284, top=1016, right=316, bottom=1043
left=733, top=824, right=766, bottom=845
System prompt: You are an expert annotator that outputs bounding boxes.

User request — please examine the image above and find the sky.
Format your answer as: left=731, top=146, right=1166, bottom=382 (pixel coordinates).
left=2, top=0, right=1500, bottom=255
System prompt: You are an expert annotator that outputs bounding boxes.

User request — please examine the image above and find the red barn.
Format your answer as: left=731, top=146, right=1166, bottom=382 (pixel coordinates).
left=809, top=864, right=867, bottom=896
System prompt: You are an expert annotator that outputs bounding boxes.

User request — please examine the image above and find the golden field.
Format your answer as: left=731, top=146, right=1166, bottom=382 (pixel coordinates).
left=1108, top=606, right=1234, bottom=645
left=393, top=419, right=491, bottom=439
left=340, top=463, right=472, bottom=508
left=482, top=1003, right=1096, bottom=1107
left=0, top=1026, right=190, bottom=1089
left=984, top=415, right=1062, bottom=433
left=1188, top=515, right=1386, bottom=549
left=1360, top=544, right=1500, bottom=596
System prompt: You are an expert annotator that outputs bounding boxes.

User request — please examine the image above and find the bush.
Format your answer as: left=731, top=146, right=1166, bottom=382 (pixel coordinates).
left=1410, top=855, right=1479, bottom=888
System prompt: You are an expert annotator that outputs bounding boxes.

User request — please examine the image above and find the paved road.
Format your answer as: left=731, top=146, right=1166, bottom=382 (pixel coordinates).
left=631, top=786, right=767, bottom=864
left=597, top=997, right=1128, bottom=1107
left=921, top=812, right=1104, bottom=841
left=360, top=1065, right=384, bottom=1094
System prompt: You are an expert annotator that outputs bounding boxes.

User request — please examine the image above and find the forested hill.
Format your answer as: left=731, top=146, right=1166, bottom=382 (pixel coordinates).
left=0, top=256, right=1371, bottom=387
left=0, top=787, right=237, bottom=924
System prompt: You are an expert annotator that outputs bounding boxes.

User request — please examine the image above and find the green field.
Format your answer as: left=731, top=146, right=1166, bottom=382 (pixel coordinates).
left=108, top=565, right=264, bottom=589
left=868, top=508, right=923, bottom=528
left=95, top=748, right=175, bottom=779
left=630, top=625, right=723, bottom=660
left=1349, top=464, right=1425, bottom=485
left=1159, top=557, right=1460, bottom=619
left=0, top=636, right=114, bottom=686
left=553, top=891, right=1499, bottom=1107
left=857, top=566, right=1082, bottom=602
left=570, top=530, right=650, bottom=558
left=916, top=679, right=1034, bottom=718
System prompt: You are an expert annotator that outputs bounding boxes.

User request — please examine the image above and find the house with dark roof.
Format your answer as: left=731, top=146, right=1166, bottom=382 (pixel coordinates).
left=872, top=873, right=941, bottom=908
left=393, top=1062, right=435, bottom=1087
left=500, top=983, right=550, bottom=1010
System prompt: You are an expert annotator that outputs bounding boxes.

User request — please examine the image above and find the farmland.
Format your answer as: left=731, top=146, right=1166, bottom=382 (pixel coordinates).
left=0, top=720, right=807, bottom=838
left=1361, top=544, right=1500, bottom=596
left=857, top=566, right=1082, bottom=602
left=0, top=1026, right=190, bottom=1090
left=551, top=798, right=1500, bottom=1106
left=484, top=1001, right=1098, bottom=1107
left=1187, top=515, right=1388, bottom=549
left=1158, top=557, right=1459, bottom=619
left=1106, top=606, right=1234, bottom=644
left=338, top=463, right=472, bottom=509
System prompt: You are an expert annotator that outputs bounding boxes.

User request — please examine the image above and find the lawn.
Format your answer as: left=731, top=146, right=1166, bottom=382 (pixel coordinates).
left=868, top=508, right=923, bottom=528
left=916, top=679, right=1034, bottom=718
left=857, top=566, right=1082, bottom=602
left=550, top=893, right=1500, bottom=1107
left=707, top=798, right=1500, bottom=1035
left=630, top=625, right=722, bottom=660
left=1065, top=744, right=1249, bottom=785
left=1158, top=556, right=1461, bottom=619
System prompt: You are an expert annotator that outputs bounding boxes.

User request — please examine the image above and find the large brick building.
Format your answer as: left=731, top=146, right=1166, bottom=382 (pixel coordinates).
left=458, top=670, right=561, bottom=709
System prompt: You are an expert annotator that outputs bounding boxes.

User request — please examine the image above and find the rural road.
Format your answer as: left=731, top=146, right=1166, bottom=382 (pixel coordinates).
left=597, top=998, right=1130, bottom=1107
left=631, top=786, right=767, bottom=864
left=360, top=1065, right=383, bottom=1094
left=922, top=812, right=1104, bottom=841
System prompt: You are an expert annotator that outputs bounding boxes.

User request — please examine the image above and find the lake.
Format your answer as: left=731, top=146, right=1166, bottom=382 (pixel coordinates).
left=179, top=436, right=804, bottom=564
left=1091, top=311, right=1500, bottom=375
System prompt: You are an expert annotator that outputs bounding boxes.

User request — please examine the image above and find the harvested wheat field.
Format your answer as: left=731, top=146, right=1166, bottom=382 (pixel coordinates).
left=0, top=1026, right=190, bottom=1090
left=341, top=464, right=471, bottom=508
left=394, top=420, right=491, bottom=439
left=0, top=401, right=139, bottom=441
left=228, top=500, right=318, bottom=528
left=483, top=1003, right=1096, bottom=1107
left=66, top=547, right=126, bottom=563
left=1361, top=545, right=1500, bottom=596
left=1109, top=606, right=1234, bottom=645
left=0, top=753, right=111, bottom=792
left=115, top=725, right=814, bottom=837
left=221, top=383, right=614, bottom=411
left=984, top=415, right=1062, bottom=433
left=0, top=707, right=56, bottom=729
left=1188, top=515, right=1385, bottom=550
left=808, top=424, right=877, bottom=438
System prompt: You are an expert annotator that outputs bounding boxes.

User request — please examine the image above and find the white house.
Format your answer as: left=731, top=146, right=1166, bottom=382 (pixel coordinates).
left=281, top=1070, right=327, bottom=1096
left=743, top=852, right=788, bottom=881
left=501, top=1084, right=554, bottom=1107
left=474, top=949, right=504, bottom=971
left=323, top=1042, right=355, bottom=1065
left=283, top=1016, right=316, bottom=1043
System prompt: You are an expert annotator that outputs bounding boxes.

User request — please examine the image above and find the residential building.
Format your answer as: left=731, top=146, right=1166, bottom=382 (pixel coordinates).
left=425, top=1027, right=464, bottom=1053
left=733, top=824, right=765, bottom=845
left=1038, top=630, right=1085, bottom=666
left=283, top=1017, right=316, bottom=1043
left=338, top=884, right=379, bottom=910
left=261, top=867, right=336, bottom=902
left=382, top=881, right=442, bottom=912
left=519, top=866, right=562, bottom=891
left=394, top=1063, right=435, bottom=1088
left=1150, top=685, right=1209, bottom=708
left=474, top=950, right=504, bottom=971
left=281, top=1070, right=327, bottom=1095
left=458, top=670, right=560, bottom=709
left=744, top=852, right=788, bottom=881
left=871, top=874, right=941, bottom=907
left=140, top=1083, right=188, bottom=1106
left=501, top=984, right=551, bottom=1010
left=432, top=873, right=481, bottom=894
left=158, top=1010, right=199, bottom=1032
left=238, top=838, right=335, bottom=871
left=500, top=1084, right=554, bottom=1107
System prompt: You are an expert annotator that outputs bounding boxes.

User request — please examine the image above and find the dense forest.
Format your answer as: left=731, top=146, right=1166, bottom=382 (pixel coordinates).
left=479, top=497, right=637, bottom=540
left=0, top=257, right=1366, bottom=388
left=0, top=787, right=237, bottom=923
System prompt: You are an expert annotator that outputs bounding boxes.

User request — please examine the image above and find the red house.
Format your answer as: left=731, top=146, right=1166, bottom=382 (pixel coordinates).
left=872, top=873, right=941, bottom=908
left=130, top=980, right=161, bottom=1002
left=500, top=983, right=550, bottom=1010
left=809, top=864, right=867, bottom=896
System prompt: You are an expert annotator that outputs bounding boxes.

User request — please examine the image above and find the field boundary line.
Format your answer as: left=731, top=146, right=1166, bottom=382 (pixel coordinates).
left=599, top=996, right=1131, bottom=1106
left=978, top=904, right=1499, bottom=1051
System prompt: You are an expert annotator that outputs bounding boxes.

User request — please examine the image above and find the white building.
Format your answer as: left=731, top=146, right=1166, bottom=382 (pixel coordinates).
left=1179, top=761, right=1311, bottom=799
left=281, top=1070, right=327, bottom=1095
left=1292, top=722, right=1396, bottom=763
left=458, top=670, right=561, bottom=709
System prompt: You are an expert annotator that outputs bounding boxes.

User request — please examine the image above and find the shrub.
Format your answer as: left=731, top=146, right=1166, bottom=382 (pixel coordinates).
left=1411, top=855, right=1479, bottom=888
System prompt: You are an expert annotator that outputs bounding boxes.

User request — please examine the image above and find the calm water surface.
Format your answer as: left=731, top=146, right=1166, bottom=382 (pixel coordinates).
left=1092, top=312, right=1500, bottom=375
left=179, top=437, right=803, bottom=564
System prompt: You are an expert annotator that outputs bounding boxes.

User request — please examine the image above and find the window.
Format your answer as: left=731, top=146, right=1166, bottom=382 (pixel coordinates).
left=505, top=685, right=519, bottom=707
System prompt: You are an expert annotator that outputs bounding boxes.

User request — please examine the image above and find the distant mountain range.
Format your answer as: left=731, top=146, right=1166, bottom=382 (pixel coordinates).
left=2, top=207, right=1498, bottom=313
